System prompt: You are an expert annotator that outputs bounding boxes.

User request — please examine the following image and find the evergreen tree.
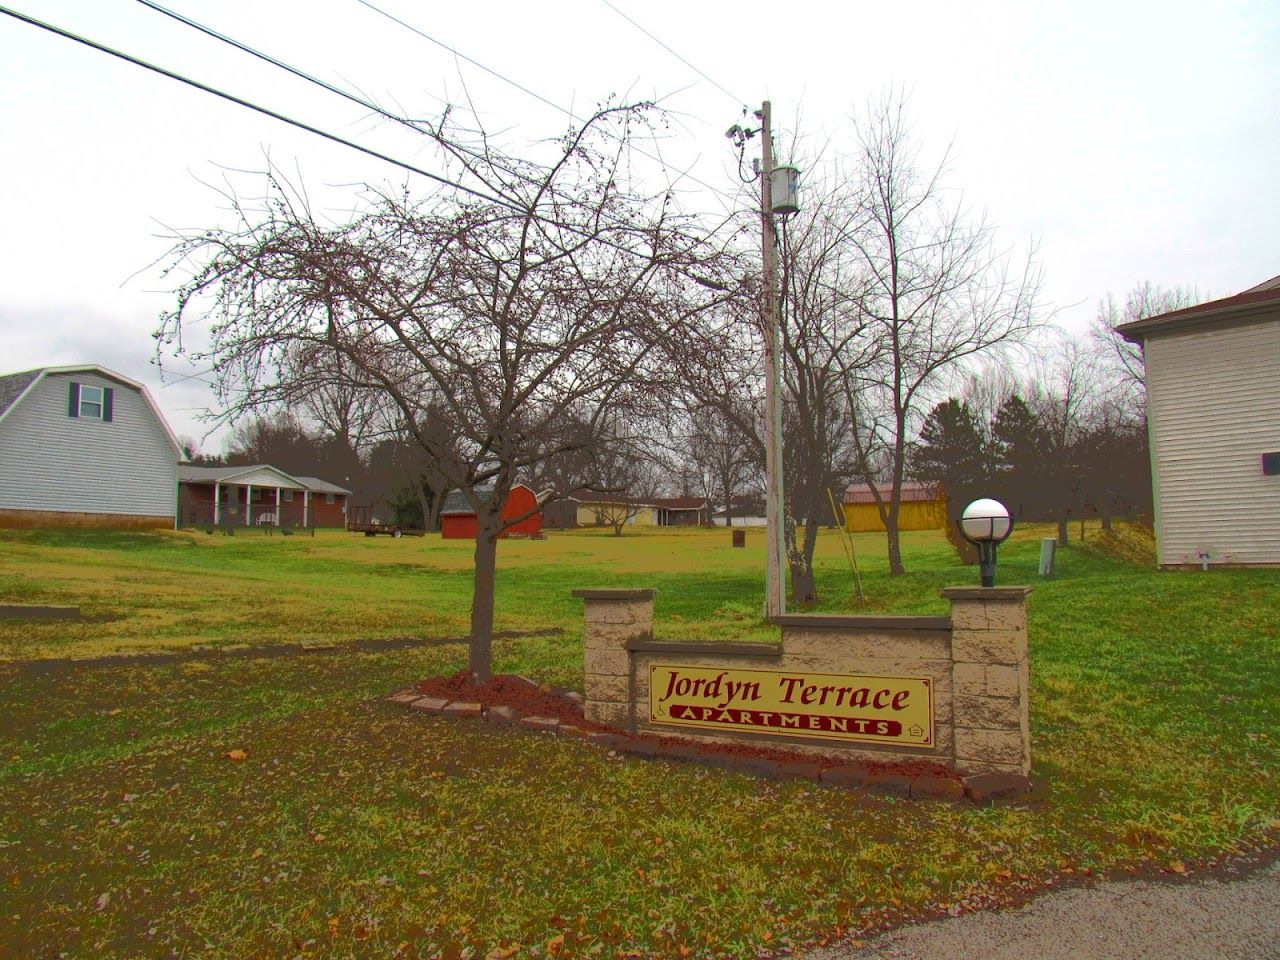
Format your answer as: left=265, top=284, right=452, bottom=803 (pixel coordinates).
left=912, top=399, right=988, bottom=494
left=991, top=395, right=1050, bottom=519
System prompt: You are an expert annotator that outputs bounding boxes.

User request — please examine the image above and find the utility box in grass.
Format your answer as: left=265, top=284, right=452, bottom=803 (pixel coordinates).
left=1039, top=538, right=1056, bottom=577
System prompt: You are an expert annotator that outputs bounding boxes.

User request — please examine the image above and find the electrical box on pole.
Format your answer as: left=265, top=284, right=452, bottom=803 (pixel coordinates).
left=770, top=165, right=800, bottom=216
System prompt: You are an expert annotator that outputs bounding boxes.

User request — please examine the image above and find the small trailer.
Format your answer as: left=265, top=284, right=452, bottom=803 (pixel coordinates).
left=346, top=505, right=425, bottom=538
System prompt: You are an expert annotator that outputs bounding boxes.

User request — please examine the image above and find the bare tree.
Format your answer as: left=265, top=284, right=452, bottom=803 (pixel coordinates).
left=666, top=163, right=874, bottom=603
left=580, top=424, right=664, bottom=536
left=1093, top=282, right=1200, bottom=421
left=158, top=103, right=729, bottom=680
left=841, top=94, right=1043, bottom=575
left=684, top=403, right=760, bottom=528
left=774, top=168, right=875, bottom=600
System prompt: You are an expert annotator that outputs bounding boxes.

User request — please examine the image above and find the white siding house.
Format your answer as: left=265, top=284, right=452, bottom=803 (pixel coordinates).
left=1118, top=277, right=1280, bottom=567
left=0, top=365, right=183, bottom=528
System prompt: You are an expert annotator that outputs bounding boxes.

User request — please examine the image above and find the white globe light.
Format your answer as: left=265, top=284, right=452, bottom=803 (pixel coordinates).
left=960, top=498, right=1012, bottom=542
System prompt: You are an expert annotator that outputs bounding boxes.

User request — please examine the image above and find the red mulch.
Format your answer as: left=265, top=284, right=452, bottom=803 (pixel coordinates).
left=415, top=672, right=612, bottom=732
left=413, top=671, right=961, bottom=782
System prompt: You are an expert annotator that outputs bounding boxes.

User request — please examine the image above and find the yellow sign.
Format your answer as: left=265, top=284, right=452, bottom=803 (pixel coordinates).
left=649, top=664, right=933, bottom=747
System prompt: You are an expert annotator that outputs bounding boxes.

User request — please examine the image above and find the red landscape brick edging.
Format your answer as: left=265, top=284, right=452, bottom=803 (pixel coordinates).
left=387, top=673, right=1033, bottom=804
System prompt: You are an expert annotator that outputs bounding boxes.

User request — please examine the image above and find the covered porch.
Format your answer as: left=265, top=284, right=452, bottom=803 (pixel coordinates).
left=178, top=465, right=322, bottom=529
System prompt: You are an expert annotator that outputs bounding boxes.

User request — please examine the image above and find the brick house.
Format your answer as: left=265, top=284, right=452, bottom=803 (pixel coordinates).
left=177, top=464, right=350, bottom=528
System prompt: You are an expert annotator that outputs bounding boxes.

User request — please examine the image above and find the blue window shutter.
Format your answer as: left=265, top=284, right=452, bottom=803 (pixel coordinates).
left=103, top=388, right=114, bottom=422
left=68, top=382, right=80, bottom=418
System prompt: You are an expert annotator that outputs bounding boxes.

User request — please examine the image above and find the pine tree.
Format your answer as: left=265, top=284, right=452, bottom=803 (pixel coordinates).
left=913, top=399, right=988, bottom=495
left=991, top=395, right=1050, bottom=519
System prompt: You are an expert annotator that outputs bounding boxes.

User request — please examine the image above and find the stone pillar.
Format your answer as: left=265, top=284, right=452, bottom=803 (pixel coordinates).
left=942, top=586, right=1032, bottom=776
left=573, top=588, right=653, bottom=731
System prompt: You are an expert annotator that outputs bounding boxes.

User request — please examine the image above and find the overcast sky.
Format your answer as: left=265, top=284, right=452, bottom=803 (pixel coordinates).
left=1, top=0, right=1277, bottom=450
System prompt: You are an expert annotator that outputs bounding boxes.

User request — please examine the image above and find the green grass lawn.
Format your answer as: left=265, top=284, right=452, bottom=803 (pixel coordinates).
left=0, top=524, right=1277, bottom=958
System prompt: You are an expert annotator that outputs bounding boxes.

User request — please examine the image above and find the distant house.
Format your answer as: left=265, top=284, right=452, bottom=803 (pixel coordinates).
left=541, top=496, right=580, bottom=530
left=0, top=364, right=183, bottom=529
left=576, top=491, right=657, bottom=527
left=649, top=496, right=711, bottom=526
left=711, top=496, right=767, bottom=527
left=1117, top=276, right=1280, bottom=567
left=843, top=482, right=947, bottom=533
left=177, top=465, right=351, bottom=528
left=440, top=484, right=543, bottom=539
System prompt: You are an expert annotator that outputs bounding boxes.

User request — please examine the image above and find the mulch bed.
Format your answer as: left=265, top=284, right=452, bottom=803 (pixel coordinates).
left=399, top=671, right=1030, bottom=803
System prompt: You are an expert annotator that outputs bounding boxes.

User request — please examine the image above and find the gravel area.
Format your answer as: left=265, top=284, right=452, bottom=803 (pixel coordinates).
left=807, top=860, right=1280, bottom=960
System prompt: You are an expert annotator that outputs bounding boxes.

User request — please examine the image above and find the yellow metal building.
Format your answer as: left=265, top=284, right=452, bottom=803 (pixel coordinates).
left=843, top=482, right=947, bottom=533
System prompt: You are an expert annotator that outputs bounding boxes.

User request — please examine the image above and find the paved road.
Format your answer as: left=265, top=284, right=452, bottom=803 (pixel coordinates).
left=806, top=860, right=1280, bottom=960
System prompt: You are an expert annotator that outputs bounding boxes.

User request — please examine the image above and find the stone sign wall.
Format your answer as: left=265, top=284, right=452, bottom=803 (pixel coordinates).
left=576, top=586, right=1032, bottom=776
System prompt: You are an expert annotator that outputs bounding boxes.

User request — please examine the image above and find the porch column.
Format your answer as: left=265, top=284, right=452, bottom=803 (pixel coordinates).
left=303, top=490, right=309, bottom=528
left=275, top=487, right=282, bottom=525
left=246, top=484, right=253, bottom=525
left=213, top=481, right=221, bottom=525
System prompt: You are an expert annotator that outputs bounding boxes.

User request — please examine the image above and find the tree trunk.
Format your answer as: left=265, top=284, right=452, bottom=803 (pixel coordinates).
left=1101, top=514, right=1112, bottom=532
left=788, top=516, right=820, bottom=604
left=1057, top=518, right=1069, bottom=547
left=469, top=516, right=498, bottom=682
left=886, top=508, right=905, bottom=575
left=412, top=476, right=431, bottom=531
left=426, top=487, right=446, bottom=532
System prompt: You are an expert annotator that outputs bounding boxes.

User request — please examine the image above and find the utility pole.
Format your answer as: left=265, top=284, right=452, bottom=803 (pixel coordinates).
left=760, top=100, right=786, bottom=619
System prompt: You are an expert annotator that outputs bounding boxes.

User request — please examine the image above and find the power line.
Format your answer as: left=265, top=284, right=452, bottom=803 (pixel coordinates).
left=1, top=4, right=734, bottom=278
left=0, top=4, right=524, bottom=213
left=135, top=0, right=738, bottom=257
left=134, top=0, right=549, bottom=181
left=597, top=0, right=747, bottom=112
left=351, top=0, right=741, bottom=206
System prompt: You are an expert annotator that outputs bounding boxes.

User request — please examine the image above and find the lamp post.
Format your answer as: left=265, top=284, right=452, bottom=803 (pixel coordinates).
left=957, top=498, right=1014, bottom=588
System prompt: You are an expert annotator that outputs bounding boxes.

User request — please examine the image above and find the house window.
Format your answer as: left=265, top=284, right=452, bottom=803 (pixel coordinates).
left=325, top=493, right=336, bottom=504
left=79, top=385, right=103, bottom=419
left=1264, top=452, right=1280, bottom=476
left=284, top=490, right=294, bottom=502
left=68, top=382, right=113, bottom=422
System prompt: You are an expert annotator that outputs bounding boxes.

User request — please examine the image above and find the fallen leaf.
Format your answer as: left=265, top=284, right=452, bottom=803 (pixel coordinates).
left=546, top=932, right=565, bottom=954
left=1168, top=860, right=1186, bottom=874
left=225, top=749, right=248, bottom=762
left=95, top=892, right=110, bottom=911
left=486, top=945, right=519, bottom=960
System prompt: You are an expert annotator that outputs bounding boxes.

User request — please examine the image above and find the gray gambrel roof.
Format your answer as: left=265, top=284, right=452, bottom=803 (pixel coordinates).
left=440, top=487, right=489, bottom=515
left=0, top=364, right=183, bottom=457
left=0, top=369, right=41, bottom=420
left=440, top=483, right=539, bottom=515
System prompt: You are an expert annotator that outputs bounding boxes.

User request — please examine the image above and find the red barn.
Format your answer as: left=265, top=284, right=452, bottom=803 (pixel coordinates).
left=439, top=484, right=543, bottom=539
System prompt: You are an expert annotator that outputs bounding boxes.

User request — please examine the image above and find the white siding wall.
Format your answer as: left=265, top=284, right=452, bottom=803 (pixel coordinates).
left=1146, top=315, right=1280, bottom=565
left=0, top=372, right=177, bottom=519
